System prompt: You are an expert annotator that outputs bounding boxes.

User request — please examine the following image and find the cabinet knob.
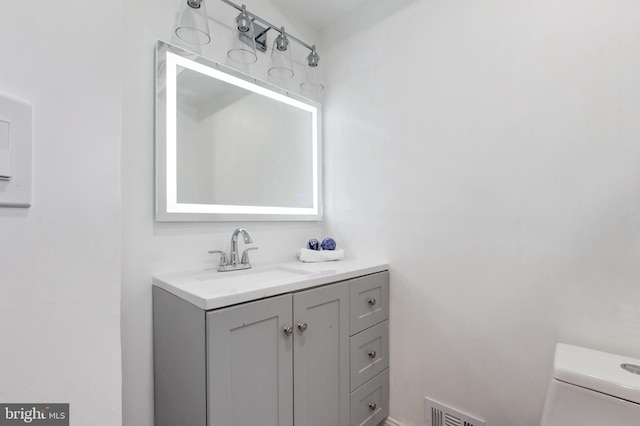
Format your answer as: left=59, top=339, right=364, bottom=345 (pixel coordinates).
left=368, top=402, right=377, bottom=411
left=368, top=351, right=377, bottom=359
left=297, top=322, right=308, bottom=332
left=368, top=298, right=376, bottom=306
left=283, top=326, right=293, bottom=336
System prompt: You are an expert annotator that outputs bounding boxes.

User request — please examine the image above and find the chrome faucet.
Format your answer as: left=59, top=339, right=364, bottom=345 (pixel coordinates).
left=209, top=228, right=258, bottom=272
left=230, top=228, right=253, bottom=266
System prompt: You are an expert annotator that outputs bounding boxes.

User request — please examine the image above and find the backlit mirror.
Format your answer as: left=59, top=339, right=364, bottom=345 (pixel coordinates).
left=155, top=41, right=322, bottom=221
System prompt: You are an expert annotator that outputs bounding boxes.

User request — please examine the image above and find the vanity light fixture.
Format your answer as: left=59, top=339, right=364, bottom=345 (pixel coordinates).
left=175, top=0, right=325, bottom=90
left=175, top=0, right=212, bottom=45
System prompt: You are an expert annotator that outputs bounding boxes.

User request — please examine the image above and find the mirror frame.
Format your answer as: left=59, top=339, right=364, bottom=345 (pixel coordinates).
left=155, top=40, right=322, bottom=222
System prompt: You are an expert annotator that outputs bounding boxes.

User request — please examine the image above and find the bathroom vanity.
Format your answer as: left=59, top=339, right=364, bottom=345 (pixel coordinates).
left=152, top=259, right=389, bottom=426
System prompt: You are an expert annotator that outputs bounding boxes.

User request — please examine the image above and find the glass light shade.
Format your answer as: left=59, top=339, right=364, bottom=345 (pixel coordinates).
left=227, top=8, right=257, bottom=64
left=175, top=0, right=211, bottom=45
left=300, top=46, right=324, bottom=93
left=268, top=28, right=294, bottom=79
left=300, top=65, right=325, bottom=93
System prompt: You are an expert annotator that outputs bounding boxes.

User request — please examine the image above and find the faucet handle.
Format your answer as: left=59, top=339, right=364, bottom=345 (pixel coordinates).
left=240, top=247, right=258, bottom=265
left=208, top=250, right=228, bottom=266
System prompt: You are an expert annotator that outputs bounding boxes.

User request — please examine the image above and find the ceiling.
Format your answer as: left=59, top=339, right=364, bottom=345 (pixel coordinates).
left=271, top=0, right=371, bottom=30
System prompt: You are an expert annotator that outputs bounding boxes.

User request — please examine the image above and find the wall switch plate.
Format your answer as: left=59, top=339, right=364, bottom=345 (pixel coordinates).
left=0, top=94, right=31, bottom=208
left=0, top=119, right=11, bottom=180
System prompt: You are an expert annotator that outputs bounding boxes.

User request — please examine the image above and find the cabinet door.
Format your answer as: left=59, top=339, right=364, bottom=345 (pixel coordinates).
left=293, top=282, right=350, bottom=426
left=206, top=294, right=293, bottom=426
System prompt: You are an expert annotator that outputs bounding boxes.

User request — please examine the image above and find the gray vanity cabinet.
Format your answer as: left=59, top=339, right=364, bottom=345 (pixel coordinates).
left=153, top=270, right=388, bottom=426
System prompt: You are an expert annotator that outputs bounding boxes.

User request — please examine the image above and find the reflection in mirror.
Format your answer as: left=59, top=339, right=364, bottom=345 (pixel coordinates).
left=155, top=41, right=322, bottom=221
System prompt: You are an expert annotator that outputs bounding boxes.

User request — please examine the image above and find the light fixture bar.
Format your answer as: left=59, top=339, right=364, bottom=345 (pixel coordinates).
left=218, top=0, right=315, bottom=53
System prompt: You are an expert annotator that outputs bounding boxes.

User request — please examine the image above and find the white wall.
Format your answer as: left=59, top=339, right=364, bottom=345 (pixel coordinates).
left=0, top=2, right=123, bottom=425
left=121, top=1, right=322, bottom=425
left=6, top=2, right=637, bottom=425
left=322, top=0, right=640, bottom=425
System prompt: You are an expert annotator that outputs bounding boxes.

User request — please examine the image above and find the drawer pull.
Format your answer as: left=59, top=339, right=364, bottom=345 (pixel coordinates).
left=297, top=322, right=308, bottom=332
left=283, top=326, right=293, bottom=336
left=368, top=402, right=377, bottom=411
left=368, top=351, right=377, bottom=359
left=368, top=298, right=377, bottom=306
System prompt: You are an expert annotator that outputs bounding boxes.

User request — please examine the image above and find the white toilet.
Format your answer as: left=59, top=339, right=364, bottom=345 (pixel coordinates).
left=540, top=343, right=640, bottom=425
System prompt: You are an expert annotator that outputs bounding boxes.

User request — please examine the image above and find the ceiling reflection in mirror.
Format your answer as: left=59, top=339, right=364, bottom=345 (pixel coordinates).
left=156, top=41, right=321, bottom=221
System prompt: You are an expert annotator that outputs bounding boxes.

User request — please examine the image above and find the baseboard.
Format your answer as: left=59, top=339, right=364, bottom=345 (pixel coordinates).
left=382, top=417, right=405, bottom=426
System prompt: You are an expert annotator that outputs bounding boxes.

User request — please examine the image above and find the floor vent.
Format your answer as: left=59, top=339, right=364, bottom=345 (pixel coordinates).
left=424, top=397, right=485, bottom=426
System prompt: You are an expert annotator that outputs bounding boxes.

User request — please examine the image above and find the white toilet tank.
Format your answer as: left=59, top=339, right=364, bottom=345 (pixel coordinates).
left=540, top=343, right=640, bottom=425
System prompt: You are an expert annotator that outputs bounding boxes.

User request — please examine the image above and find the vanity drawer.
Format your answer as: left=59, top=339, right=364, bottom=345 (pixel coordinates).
left=350, top=369, right=389, bottom=426
left=350, top=272, right=389, bottom=335
left=350, top=321, right=389, bottom=391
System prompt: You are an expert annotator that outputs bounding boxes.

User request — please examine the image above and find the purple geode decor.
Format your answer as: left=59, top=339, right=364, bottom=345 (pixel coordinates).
left=308, top=238, right=320, bottom=251
left=321, top=237, right=336, bottom=250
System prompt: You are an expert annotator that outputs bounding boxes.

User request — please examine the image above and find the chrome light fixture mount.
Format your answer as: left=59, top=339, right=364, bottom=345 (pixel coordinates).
left=235, top=4, right=268, bottom=53
left=307, top=45, right=320, bottom=67
left=274, top=27, right=289, bottom=52
left=252, top=23, right=268, bottom=52
left=235, top=4, right=251, bottom=32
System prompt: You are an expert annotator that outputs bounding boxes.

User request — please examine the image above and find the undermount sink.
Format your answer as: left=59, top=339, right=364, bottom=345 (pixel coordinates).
left=195, top=266, right=313, bottom=287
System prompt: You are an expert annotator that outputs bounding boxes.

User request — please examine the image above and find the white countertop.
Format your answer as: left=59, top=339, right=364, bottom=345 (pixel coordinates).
left=153, top=258, right=389, bottom=310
